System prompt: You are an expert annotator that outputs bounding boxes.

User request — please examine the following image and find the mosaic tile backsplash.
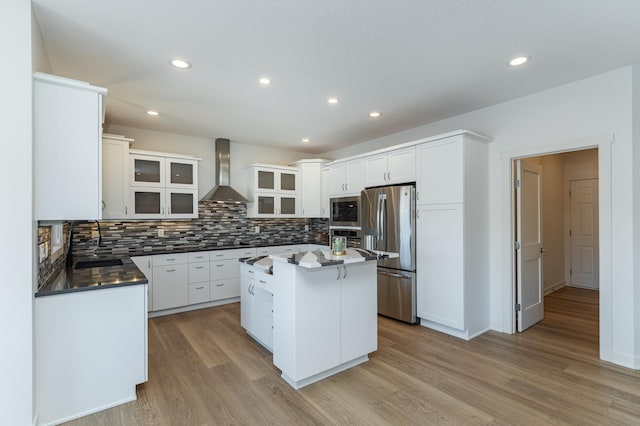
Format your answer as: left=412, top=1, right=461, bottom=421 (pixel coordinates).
left=37, top=223, right=70, bottom=289
left=71, top=202, right=329, bottom=258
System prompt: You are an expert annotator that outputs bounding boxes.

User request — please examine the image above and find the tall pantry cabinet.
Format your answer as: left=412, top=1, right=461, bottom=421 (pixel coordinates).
left=415, top=132, right=490, bottom=340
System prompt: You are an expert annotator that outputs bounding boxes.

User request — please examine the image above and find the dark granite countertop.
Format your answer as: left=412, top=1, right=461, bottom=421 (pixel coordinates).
left=36, top=256, right=148, bottom=297
left=120, top=240, right=316, bottom=257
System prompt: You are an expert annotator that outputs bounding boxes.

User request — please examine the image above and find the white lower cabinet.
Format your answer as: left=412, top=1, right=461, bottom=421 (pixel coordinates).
left=153, top=260, right=189, bottom=311
left=188, top=282, right=210, bottom=305
left=240, top=263, right=273, bottom=351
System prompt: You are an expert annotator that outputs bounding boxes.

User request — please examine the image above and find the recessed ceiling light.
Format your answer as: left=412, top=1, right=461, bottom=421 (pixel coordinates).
left=328, top=97, right=339, bottom=104
left=169, top=58, right=192, bottom=69
left=301, top=138, right=311, bottom=143
left=146, top=110, right=160, bottom=116
left=508, top=56, right=529, bottom=67
left=368, top=111, right=382, bottom=118
left=259, top=77, right=271, bottom=85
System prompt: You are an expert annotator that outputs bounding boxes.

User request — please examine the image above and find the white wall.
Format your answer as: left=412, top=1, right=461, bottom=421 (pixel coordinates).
left=31, top=8, right=52, bottom=73
left=322, top=67, right=637, bottom=368
left=1, top=1, right=34, bottom=424
left=633, top=65, right=640, bottom=359
left=107, top=125, right=311, bottom=200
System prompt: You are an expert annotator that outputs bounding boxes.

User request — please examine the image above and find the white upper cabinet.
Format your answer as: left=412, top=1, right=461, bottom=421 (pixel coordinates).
left=34, top=72, right=107, bottom=221
left=321, top=168, right=330, bottom=218
left=127, top=150, right=199, bottom=219
left=328, top=159, right=363, bottom=196
left=364, top=146, right=416, bottom=187
left=102, top=134, right=132, bottom=219
left=416, top=138, right=464, bottom=204
left=247, top=164, right=300, bottom=218
left=290, top=159, right=329, bottom=218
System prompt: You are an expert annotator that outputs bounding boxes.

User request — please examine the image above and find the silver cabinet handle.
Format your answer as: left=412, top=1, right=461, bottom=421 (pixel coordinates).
left=195, top=266, right=204, bottom=269
left=416, top=191, right=420, bottom=201
left=147, top=260, right=151, bottom=269
left=337, top=266, right=341, bottom=280
left=215, top=264, right=224, bottom=267
left=166, top=258, right=175, bottom=261
left=259, top=280, right=267, bottom=284
left=216, top=283, right=224, bottom=287
left=215, top=254, right=224, bottom=257
left=378, top=270, right=411, bottom=279
left=125, top=206, right=128, bottom=215
left=194, top=255, right=205, bottom=259
left=195, top=286, right=204, bottom=290
left=342, top=265, right=347, bottom=279
left=248, top=270, right=254, bottom=274
left=166, top=269, right=176, bottom=272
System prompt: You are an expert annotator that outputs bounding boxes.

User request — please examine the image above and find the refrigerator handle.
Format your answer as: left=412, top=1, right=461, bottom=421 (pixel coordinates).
left=376, top=194, right=382, bottom=250
left=380, top=194, right=387, bottom=251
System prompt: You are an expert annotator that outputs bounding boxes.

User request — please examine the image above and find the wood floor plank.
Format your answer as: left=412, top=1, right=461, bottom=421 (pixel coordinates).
left=64, top=287, right=640, bottom=426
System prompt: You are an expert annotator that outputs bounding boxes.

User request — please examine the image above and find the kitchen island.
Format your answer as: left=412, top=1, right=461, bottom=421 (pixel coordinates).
left=241, top=248, right=396, bottom=389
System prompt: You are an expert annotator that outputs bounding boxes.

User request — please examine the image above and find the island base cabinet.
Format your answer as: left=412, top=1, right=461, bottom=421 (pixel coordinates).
left=272, top=260, right=377, bottom=389
left=36, top=285, right=147, bottom=426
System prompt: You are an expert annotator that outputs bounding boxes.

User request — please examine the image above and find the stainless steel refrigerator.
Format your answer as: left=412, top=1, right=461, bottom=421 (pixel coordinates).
left=361, top=184, right=417, bottom=324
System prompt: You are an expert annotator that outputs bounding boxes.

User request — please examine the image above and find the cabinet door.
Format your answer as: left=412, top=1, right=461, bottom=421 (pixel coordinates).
left=387, top=146, right=416, bottom=184
left=345, top=160, right=363, bottom=195
left=130, top=154, right=165, bottom=188
left=129, top=187, right=166, bottom=219
left=278, top=171, right=298, bottom=193
left=278, top=196, right=298, bottom=217
left=102, top=138, right=129, bottom=219
left=167, top=189, right=198, bottom=219
left=321, top=169, right=330, bottom=218
left=416, top=139, right=463, bottom=204
left=166, top=158, right=197, bottom=189
left=364, top=153, right=388, bottom=187
left=256, top=194, right=276, bottom=215
left=340, top=262, right=377, bottom=362
left=35, top=76, right=104, bottom=221
left=188, top=282, right=210, bottom=305
left=240, top=269, right=254, bottom=330
left=416, top=204, right=464, bottom=330
left=210, top=278, right=241, bottom=301
left=256, top=169, right=276, bottom=191
left=188, top=261, right=209, bottom=283
left=152, top=263, right=188, bottom=311
left=299, top=163, right=321, bottom=217
left=210, top=259, right=238, bottom=280
left=329, top=163, right=347, bottom=195
left=253, top=286, right=274, bottom=350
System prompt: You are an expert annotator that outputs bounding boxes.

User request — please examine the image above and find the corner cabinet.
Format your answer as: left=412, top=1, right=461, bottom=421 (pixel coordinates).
left=415, top=133, right=490, bottom=340
left=247, top=164, right=299, bottom=218
left=34, top=72, right=107, bottom=221
left=290, top=159, right=330, bottom=218
left=128, top=150, right=200, bottom=219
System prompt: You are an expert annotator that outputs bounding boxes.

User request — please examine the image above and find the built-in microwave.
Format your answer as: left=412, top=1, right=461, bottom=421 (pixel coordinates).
left=329, top=196, right=360, bottom=228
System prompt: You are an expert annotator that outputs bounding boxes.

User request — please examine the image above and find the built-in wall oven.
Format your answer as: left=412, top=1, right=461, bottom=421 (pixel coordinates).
left=329, top=228, right=362, bottom=248
left=329, top=196, right=360, bottom=228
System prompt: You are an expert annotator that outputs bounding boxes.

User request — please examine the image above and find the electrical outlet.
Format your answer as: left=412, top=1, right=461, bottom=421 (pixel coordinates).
left=254, top=226, right=260, bottom=234
left=305, top=224, right=309, bottom=232
left=158, top=227, right=165, bottom=237
left=91, top=230, right=99, bottom=239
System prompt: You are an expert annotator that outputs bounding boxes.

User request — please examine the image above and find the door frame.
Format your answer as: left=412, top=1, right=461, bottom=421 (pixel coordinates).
left=500, top=133, right=612, bottom=360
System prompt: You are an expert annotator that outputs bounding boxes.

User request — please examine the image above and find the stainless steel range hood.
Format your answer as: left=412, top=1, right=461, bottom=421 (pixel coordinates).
left=200, top=138, right=248, bottom=203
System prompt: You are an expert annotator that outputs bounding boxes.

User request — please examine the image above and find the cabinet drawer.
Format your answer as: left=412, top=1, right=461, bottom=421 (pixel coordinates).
left=189, top=261, right=210, bottom=283
left=210, top=259, right=239, bottom=280
left=188, top=282, right=210, bottom=305
left=188, top=252, right=210, bottom=263
left=210, top=247, right=256, bottom=261
left=254, top=271, right=274, bottom=289
left=210, top=278, right=240, bottom=301
left=153, top=253, right=188, bottom=266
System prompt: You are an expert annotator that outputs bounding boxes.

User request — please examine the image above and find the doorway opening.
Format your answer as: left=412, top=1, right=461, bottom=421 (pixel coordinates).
left=513, top=148, right=599, bottom=339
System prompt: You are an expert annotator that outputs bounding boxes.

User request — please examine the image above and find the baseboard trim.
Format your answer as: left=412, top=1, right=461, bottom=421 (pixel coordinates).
left=544, top=280, right=566, bottom=295
left=148, top=297, right=239, bottom=318
left=609, top=351, right=640, bottom=370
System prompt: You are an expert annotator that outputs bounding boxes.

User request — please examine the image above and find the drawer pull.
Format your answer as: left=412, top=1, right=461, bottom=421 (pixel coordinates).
left=259, top=280, right=267, bottom=284
left=216, top=283, right=224, bottom=287
left=248, top=270, right=254, bottom=274
left=195, top=266, right=204, bottom=269
left=215, top=254, right=224, bottom=257
left=166, top=269, right=176, bottom=272
left=195, top=286, right=204, bottom=290
left=194, top=256, right=204, bottom=259
left=166, top=258, right=175, bottom=261
left=216, top=264, right=224, bottom=267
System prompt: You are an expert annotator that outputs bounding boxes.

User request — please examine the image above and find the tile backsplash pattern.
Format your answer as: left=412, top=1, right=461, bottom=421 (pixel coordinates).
left=72, top=202, right=329, bottom=257
left=37, top=223, right=70, bottom=289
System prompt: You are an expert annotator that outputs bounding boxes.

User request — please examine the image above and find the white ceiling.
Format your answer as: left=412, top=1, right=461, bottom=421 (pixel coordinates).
left=33, top=0, right=640, bottom=154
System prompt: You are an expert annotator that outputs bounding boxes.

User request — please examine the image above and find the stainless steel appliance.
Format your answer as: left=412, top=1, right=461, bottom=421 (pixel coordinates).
left=329, top=195, right=360, bottom=228
left=361, top=185, right=417, bottom=323
left=329, top=228, right=362, bottom=248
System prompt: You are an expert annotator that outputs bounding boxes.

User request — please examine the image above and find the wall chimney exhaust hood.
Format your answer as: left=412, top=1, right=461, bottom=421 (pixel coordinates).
left=200, top=138, right=248, bottom=203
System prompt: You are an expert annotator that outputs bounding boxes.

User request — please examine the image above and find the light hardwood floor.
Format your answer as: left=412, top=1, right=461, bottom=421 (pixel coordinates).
left=66, top=287, right=640, bottom=425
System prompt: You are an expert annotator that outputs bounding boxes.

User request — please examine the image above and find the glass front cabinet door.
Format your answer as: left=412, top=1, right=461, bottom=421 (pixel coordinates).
left=167, top=189, right=198, bottom=219
left=129, top=188, right=165, bottom=219
left=166, top=158, right=197, bottom=189
left=130, top=154, right=165, bottom=187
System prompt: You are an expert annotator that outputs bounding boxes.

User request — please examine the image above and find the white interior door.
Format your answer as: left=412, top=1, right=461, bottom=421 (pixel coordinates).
left=516, top=159, right=544, bottom=331
left=570, top=179, right=599, bottom=289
